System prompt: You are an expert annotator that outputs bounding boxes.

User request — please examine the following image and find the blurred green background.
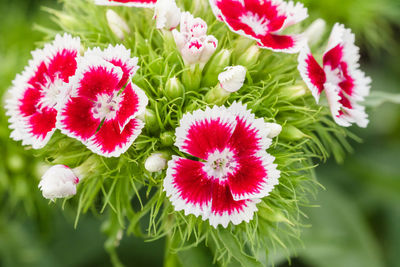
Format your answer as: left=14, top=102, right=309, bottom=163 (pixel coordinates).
left=0, top=0, right=399, bottom=266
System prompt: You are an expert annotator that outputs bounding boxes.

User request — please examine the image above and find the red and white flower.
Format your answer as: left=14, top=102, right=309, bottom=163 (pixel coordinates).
left=5, top=34, right=81, bottom=149
left=209, top=0, right=308, bottom=53
left=163, top=103, right=280, bottom=228
left=298, top=23, right=371, bottom=127
left=172, top=12, right=218, bottom=67
left=94, top=0, right=157, bottom=8
left=57, top=45, right=148, bottom=157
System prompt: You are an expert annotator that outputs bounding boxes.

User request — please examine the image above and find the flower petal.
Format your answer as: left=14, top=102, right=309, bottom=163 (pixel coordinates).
left=94, top=0, right=157, bottom=7
left=57, top=96, right=101, bottom=141
left=86, top=118, right=145, bottom=157
left=208, top=182, right=260, bottom=228
left=85, top=44, right=139, bottom=88
left=116, top=83, right=148, bottom=132
left=227, top=102, right=273, bottom=155
left=175, top=106, right=237, bottom=160
left=228, top=151, right=280, bottom=201
left=257, top=33, right=304, bottom=53
left=298, top=45, right=326, bottom=102
left=164, top=156, right=213, bottom=217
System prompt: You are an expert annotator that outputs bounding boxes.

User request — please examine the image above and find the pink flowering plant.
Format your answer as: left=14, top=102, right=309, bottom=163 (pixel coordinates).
left=4, top=0, right=377, bottom=265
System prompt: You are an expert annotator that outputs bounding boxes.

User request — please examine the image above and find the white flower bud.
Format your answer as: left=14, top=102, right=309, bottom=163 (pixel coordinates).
left=304, top=19, right=326, bottom=46
left=199, top=35, right=218, bottom=66
left=218, top=65, right=247, bottom=93
left=38, top=165, right=80, bottom=201
left=106, top=9, right=130, bottom=40
left=172, top=29, right=185, bottom=50
left=188, top=18, right=208, bottom=38
left=145, top=153, right=168, bottom=172
left=266, top=123, right=282, bottom=139
left=154, top=0, right=181, bottom=30
left=181, top=38, right=204, bottom=65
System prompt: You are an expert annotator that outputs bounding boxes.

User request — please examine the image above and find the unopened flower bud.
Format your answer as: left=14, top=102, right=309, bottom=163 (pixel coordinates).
left=38, top=165, right=79, bottom=201
left=154, top=0, right=181, bottom=30
left=165, top=77, right=184, bottom=99
left=236, top=45, right=260, bottom=67
left=280, top=125, right=307, bottom=141
left=265, top=123, right=282, bottom=139
left=172, top=29, right=186, bottom=51
left=199, top=35, right=218, bottom=67
left=106, top=10, right=130, bottom=40
left=280, top=81, right=309, bottom=101
left=181, top=38, right=204, bottom=65
left=145, top=153, right=169, bottom=172
left=202, top=49, right=231, bottom=87
left=304, top=19, right=326, bottom=46
left=160, top=131, right=175, bottom=147
left=138, top=108, right=160, bottom=134
left=218, top=65, right=247, bottom=93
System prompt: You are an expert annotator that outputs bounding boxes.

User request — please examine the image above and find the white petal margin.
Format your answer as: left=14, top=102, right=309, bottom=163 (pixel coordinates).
left=85, top=44, right=139, bottom=78
left=207, top=199, right=261, bottom=229
left=227, top=102, right=274, bottom=151
left=5, top=33, right=81, bottom=149
left=208, top=0, right=224, bottom=21
left=56, top=55, right=124, bottom=141
left=174, top=105, right=238, bottom=156
left=298, top=44, right=323, bottom=103
left=163, top=156, right=212, bottom=218
left=326, top=23, right=371, bottom=101
left=275, top=0, right=308, bottom=30
left=94, top=0, right=156, bottom=8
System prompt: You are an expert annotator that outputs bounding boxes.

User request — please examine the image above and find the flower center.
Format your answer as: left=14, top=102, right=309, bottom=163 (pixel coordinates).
left=92, top=92, right=121, bottom=121
left=324, top=65, right=344, bottom=86
left=203, top=148, right=238, bottom=181
left=37, top=76, right=64, bottom=111
left=239, top=12, right=270, bottom=36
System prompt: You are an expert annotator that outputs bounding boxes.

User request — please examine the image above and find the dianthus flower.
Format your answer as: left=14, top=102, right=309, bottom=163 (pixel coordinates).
left=209, top=0, right=308, bottom=53
left=57, top=45, right=148, bottom=157
left=298, top=23, right=371, bottom=127
left=6, top=34, right=81, bottom=148
left=163, top=103, right=280, bottom=228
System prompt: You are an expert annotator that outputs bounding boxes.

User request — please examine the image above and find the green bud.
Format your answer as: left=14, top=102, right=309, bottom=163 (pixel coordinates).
left=7, top=153, right=25, bottom=173
left=201, top=49, right=231, bottom=88
left=182, top=65, right=202, bottom=92
left=232, top=37, right=254, bottom=59
left=139, top=108, right=160, bottom=134
left=165, top=77, right=184, bottom=100
left=236, top=45, right=260, bottom=68
left=160, top=131, right=175, bottom=147
left=205, top=84, right=230, bottom=105
left=280, top=81, right=310, bottom=101
left=280, top=125, right=307, bottom=141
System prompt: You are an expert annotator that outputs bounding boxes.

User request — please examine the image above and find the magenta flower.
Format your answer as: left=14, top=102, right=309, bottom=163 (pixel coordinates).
left=94, top=0, right=157, bottom=7
left=163, top=103, right=280, bottom=228
left=57, top=45, right=148, bottom=157
left=6, top=34, right=81, bottom=149
left=209, top=0, right=308, bottom=53
left=298, top=23, right=371, bottom=127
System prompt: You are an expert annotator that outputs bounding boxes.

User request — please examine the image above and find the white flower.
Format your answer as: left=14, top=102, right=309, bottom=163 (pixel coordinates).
left=218, top=66, right=247, bottom=93
left=145, top=153, right=168, bottom=172
left=39, top=165, right=80, bottom=201
left=106, top=9, right=130, bottom=40
left=154, top=0, right=181, bottom=30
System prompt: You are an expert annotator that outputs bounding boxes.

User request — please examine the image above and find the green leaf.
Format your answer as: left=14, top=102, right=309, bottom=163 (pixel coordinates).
left=218, top=229, right=263, bottom=267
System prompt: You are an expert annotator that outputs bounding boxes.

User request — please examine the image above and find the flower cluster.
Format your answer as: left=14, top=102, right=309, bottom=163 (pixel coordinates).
left=5, top=0, right=372, bottom=235
left=6, top=35, right=148, bottom=158
left=173, top=12, right=218, bottom=67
